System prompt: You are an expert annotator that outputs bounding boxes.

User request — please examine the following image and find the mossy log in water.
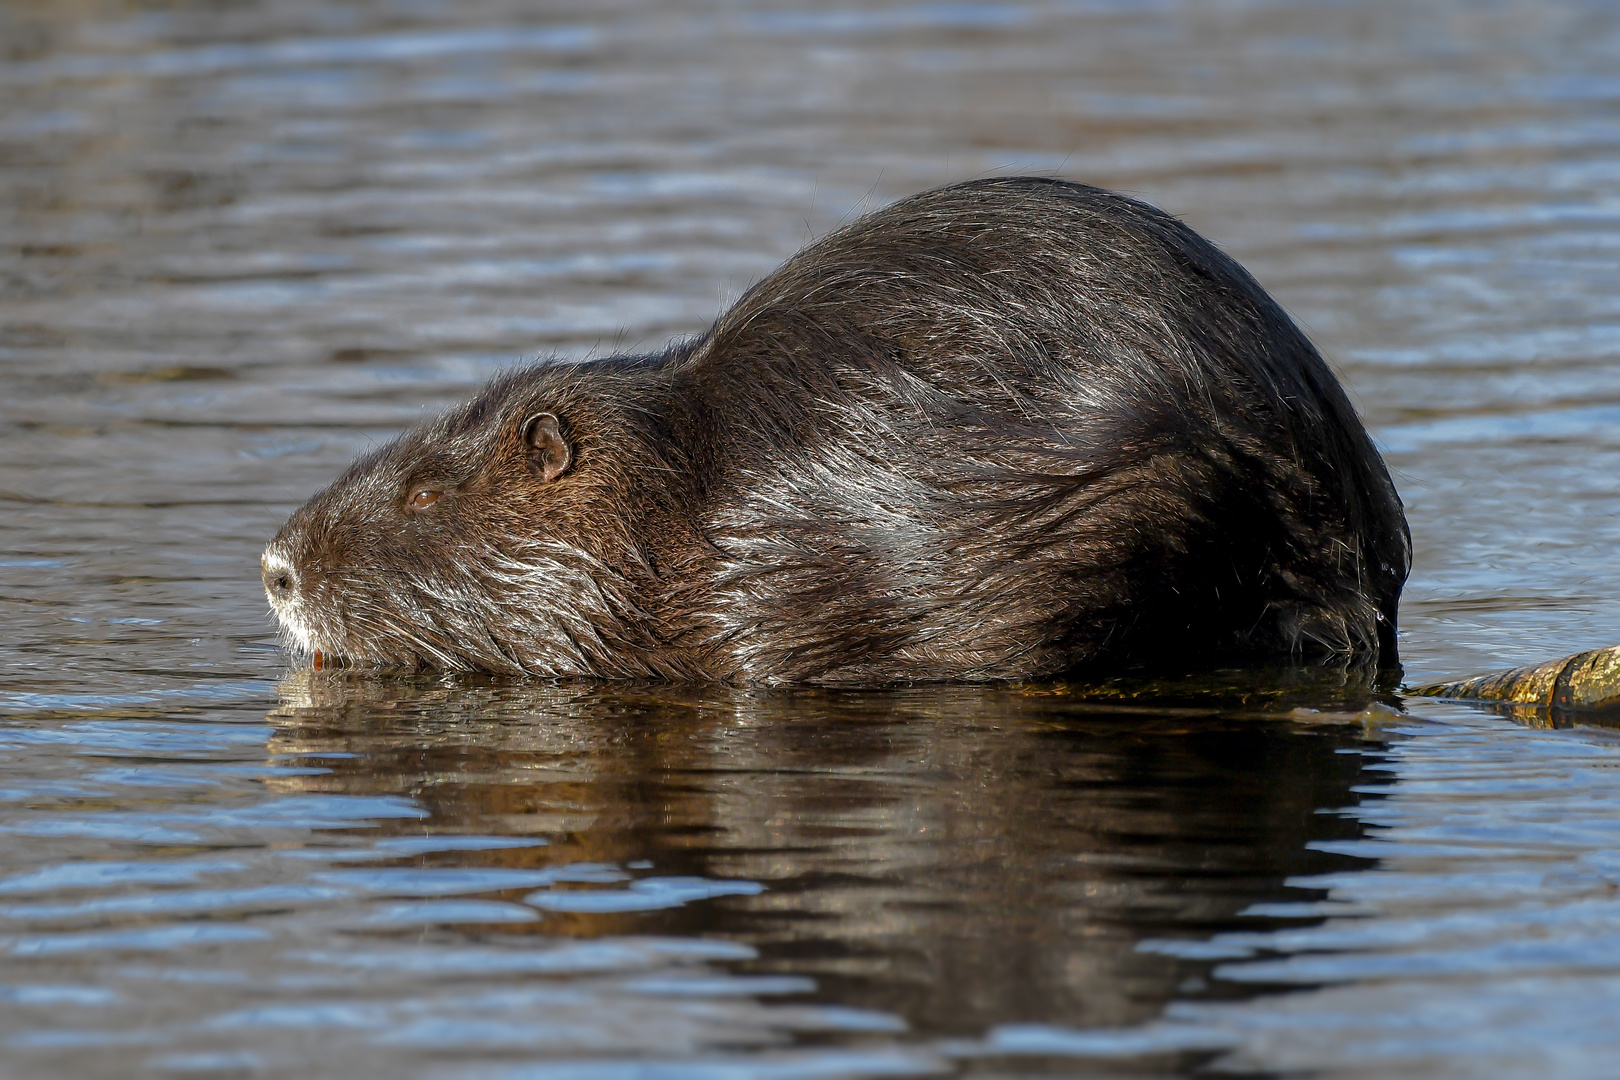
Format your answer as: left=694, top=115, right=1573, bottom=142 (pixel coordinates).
left=1415, top=645, right=1620, bottom=716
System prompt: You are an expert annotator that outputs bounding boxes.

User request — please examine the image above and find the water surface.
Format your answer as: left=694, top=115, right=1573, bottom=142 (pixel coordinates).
left=4, top=1, right=1620, bottom=1076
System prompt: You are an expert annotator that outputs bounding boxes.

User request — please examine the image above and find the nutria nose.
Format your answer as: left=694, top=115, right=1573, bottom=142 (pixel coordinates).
left=261, top=550, right=298, bottom=601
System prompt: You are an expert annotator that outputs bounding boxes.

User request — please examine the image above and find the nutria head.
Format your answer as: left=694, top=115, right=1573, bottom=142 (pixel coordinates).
left=260, top=362, right=683, bottom=677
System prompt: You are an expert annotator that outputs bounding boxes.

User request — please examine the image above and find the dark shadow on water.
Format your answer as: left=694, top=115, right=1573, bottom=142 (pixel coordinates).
left=265, top=668, right=1393, bottom=1037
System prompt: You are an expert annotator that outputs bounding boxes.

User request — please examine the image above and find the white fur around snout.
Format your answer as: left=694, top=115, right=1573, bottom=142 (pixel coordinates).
left=261, top=543, right=316, bottom=654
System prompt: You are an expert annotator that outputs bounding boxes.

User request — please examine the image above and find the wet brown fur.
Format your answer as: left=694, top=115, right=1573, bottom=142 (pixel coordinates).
left=262, top=178, right=1410, bottom=684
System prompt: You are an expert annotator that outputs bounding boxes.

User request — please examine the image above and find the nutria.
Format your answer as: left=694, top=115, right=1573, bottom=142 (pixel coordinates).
left=261, top=177, right=1410, bottom=684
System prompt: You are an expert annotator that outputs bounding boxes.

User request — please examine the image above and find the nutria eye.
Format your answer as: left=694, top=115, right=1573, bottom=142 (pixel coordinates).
left=407, top=488, right=442, bottom=510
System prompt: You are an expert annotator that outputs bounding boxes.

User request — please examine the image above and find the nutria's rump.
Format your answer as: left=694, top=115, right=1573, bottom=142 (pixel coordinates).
left=262, top=177, right=1410, bottom=684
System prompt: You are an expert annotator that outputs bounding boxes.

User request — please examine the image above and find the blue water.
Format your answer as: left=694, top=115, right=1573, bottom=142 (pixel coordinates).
left=3, top=1, right=1620, bottom=1076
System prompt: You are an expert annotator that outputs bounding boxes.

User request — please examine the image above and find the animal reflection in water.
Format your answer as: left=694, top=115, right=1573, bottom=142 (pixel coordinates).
left=265, top=670, right=1383, bottom=1032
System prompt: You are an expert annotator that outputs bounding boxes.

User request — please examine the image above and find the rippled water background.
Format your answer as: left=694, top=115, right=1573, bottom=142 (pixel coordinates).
left=4, top=1, right=1620, bottom=1076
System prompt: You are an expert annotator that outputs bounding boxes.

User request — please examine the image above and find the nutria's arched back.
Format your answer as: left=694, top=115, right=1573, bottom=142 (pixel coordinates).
left=263, top=177, right=1409, bottom=684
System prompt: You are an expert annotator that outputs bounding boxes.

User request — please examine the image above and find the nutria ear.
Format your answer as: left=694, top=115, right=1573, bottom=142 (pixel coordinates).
left=523, top=412, right=571, bottom=482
